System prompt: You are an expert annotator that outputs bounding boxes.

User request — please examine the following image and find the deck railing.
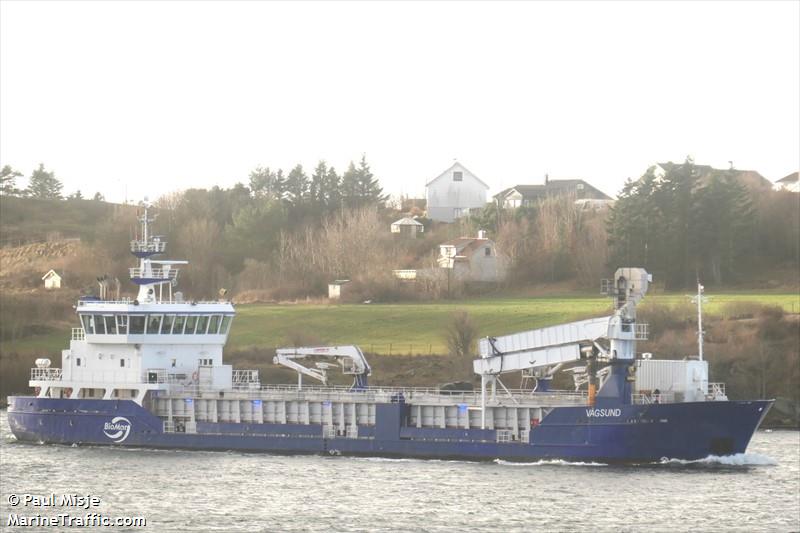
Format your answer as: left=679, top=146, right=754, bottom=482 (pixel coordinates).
left=77, top=298, right=228, bottom=306
left=632, top=391, right=676, bottom=404
left=708, top=382, right=727, bottom=399
left=129, top=267, right=179, bottom=281
left=130, top=240, right=166, bottom=254
left=30, top=368, right=63, bottom=381
left=155, top=383, right=588, bottom=407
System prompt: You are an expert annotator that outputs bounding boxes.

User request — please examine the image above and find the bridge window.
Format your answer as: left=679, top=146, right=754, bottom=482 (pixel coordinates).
left=208, top=315, right=221, bottom=334
left=81, top=315, right=93, bottom=335
left=195, top=315, right=209, bottom=334
left=104, top=315, right=117, bottom=335
left=185, top=315, right=198, bottom=334
left=94, top=315, right=106, bottom=335
left=129, top=315, right=145, bottom=335
left=117, top=314, right=128, bottom=334
left=172, top=315, right=186, bottom=334
left=161, top=315, right=175, bottom=334
left=146, top=314, right=162, bottom=334
left=220, top=315, right=232, bottom=335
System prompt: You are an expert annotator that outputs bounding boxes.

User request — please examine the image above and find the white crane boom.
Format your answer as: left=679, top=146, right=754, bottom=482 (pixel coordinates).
left=274, top=345, right=371, bottom=390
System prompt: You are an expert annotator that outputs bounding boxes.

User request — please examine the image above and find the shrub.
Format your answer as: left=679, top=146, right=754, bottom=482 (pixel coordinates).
left=444, top=310, right=478, bottom=357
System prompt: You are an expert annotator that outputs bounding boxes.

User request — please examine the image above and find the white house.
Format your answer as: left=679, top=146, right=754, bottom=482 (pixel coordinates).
left=328, top=280, right=351, bottom=300
left=426, top=162, right=489, bottom=223
left=42, top=269, right=62, bottom=289
left=438, top=231, right=506, bottom=283
left=390, top=217, right=424, bottom=238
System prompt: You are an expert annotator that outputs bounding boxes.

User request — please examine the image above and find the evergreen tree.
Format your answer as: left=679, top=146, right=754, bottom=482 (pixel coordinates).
left=249, top=166, right=269, bottom=198
left=26, top=163, right=63, bottom=199
left=340, top=155, right=385, bottom=208
left=273, top=169, right=286, bottom=201
left=355, top=154, right=385, bottom=206
left=607, top=157, right=759, bottom=288
left=68, top=190, right=84, bottom=200
left=310, top=161, right=328, bottom=208
left=285, top=164, right=309, bottom=206
left=249, top=166, right=283, bottom=201
left=0, top=165, right=23, bottom=195
left=93, top=192, right=105, bottom=201
left=341, top=161, right=359, bottom=207
left=324, top=166, right=341, bottom=210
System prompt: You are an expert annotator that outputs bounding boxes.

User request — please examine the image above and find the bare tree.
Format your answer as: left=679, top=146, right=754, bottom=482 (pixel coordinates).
left=444, top=310, right=478, bottom=357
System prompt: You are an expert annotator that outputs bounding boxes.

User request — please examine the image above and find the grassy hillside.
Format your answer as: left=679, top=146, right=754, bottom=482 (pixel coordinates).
left=3, top=292, right=797, bottom=357
left=0, top=196, right=129, bottom=245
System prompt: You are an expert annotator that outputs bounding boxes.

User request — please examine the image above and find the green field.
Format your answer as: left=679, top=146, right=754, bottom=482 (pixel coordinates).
left=3, top=292, right=798, bottom=357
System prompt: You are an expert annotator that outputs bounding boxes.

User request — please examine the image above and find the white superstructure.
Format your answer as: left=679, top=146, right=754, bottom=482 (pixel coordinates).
left=30, top=203, right=238, bottom=403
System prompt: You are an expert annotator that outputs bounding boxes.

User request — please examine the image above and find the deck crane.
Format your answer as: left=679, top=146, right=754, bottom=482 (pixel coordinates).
left=473, top=268, right=651, bottom=428
left=274, top=345, right=372, bottom=391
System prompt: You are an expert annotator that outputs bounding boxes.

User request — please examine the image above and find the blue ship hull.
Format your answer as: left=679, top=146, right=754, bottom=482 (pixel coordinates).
left=6, top=396, right=772, bottom=463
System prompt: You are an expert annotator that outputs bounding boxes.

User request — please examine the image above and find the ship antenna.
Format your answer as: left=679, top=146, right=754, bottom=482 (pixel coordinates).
left=690, top=277, right=709, bottom=361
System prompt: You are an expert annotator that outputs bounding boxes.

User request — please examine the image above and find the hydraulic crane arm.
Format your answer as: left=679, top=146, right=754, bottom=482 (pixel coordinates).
left=274, top=345, right=371, bottom=390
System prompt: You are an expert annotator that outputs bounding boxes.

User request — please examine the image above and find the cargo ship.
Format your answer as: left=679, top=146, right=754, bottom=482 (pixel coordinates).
left=6, top=205, right=772, bottom=462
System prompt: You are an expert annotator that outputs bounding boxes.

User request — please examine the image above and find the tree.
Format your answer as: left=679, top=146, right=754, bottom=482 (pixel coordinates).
left=26, top=164, right=62, bottom=199
left=0, top=165, right=23, bottom=195
left=341, top=161, right=359, bottom=207
left=285, top=164, right=308, bottom=206
left=93, top=192, right=105, bottom=201
left=324, top=166, right=341, bottom=210
left=249, top=166, right=283, bottom=201
left=68, top=190, right=84, bottom=200
left=607, top=158, right=761, bottom=288
left=444, top=310, right=478, bottom=357
left=355, top=154, right=385, bottom=207
left=340, top=155, right=385, bottom=208
left=309, top=161, right=328, bottom=208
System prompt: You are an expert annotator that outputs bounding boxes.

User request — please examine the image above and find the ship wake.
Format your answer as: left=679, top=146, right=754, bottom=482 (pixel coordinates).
left=658, top=453, right=777, bottom=466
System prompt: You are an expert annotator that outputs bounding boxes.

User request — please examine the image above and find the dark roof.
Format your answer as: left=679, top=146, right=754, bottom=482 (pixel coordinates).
left=776, top=172, right=799, bottom=184
left=494, top=179, right=612, bottom=202
left=655, top=162, right=772, bottom=191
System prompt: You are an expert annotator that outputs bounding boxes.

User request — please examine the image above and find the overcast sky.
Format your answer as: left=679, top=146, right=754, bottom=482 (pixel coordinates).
left=1, top=1, right=798, bottom=203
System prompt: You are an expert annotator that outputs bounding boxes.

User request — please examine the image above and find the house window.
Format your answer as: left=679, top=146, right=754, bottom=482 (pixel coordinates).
left=453, top=171, right=463, bottom=182
left=576, top=183, right=585, bottom=190
left=120, top=359, right=125, bottom=368
left=76, top=358, right=81, bottom=367
left=485, top=247, right=491, bottom=257
left=454, top=208, right=465, bottom=219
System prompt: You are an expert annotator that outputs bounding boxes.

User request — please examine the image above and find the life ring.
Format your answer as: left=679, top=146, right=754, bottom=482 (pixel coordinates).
left=64, top=388, right=73, bottom=398
left=192, top=371, right=198, bottom=382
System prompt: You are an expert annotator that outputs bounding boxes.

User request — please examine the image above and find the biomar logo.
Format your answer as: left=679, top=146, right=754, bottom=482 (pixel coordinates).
left=102, top=416, right=132, bottom=443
